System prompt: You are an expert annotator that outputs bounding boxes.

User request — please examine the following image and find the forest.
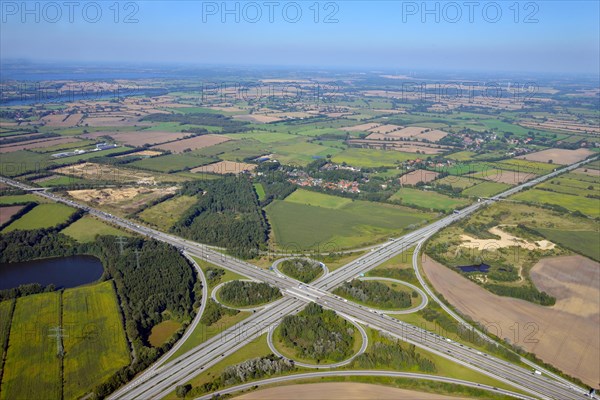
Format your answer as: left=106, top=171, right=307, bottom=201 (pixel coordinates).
left=218, top=280, right=281, bottom=307
left=278, top=303, right=355, bottom=363
left=334, top=279, right=413, bottom=309
left=279, top=258, right=323, bottom=283
left=174, top=177, right=269, bottom=258
left=352, top=331, right=436, bottom=372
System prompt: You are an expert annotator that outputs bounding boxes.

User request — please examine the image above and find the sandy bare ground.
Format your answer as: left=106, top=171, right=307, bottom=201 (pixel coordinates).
left=53, top=162, right=159, bottom=184
left=0, top=205, right=24, bottom=225
left=235, top=383, right=457, bottom=400
left=67, top=186, right=177, bottom=214
left=422, top=255, right=600, bottom=386
left=400, top=169, right=440, bottom=185
left=191, top=160, right=256, bottom=175
left=516, top=148, right=594, bottom=165
left=152, top=134, right=231, bottom=153
left=0, top=137, right=80, bottom=153
left=459, top=226, right=555, bottom=251
left=340, top=123, right=381, bottom=132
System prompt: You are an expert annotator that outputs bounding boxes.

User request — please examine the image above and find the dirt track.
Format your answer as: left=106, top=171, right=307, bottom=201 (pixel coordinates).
left=234, top=382, right=457, bottom=399
left=422, top=255, right=599, bottom=386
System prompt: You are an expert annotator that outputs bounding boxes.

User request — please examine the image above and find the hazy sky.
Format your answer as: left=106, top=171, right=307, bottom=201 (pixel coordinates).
left=1, top=1, right=599, bottom=73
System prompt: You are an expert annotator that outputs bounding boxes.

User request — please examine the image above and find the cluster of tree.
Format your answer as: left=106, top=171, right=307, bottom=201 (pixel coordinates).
left=352, top=332, right=436, bottom=372
left=200, top=299, right=238, bottom=326
left=0, top=132, right=58, bottom=145
left=219, top=280, right=281, bottom=307
left=205, top=266, right=226, bottom=286
left=254, top=162, right=296, bottom=206
left=0, top=229, right=79, bottom=265
left=279, top=303, right=354, bottom=363
left=279, top=258, right=322, bottom=283
left=0, top=282, right=57, bottom=302
left=174, top=177, right=268, bottom=258
left=141, top=112, right=249, bottom=133
left=334, top=279, right=412, bottom=309
left=484, top=283, right=555, bottom=306
left=182, top=355, right=295, bottom=397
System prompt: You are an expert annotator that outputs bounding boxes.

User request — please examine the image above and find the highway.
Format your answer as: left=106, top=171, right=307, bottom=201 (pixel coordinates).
left=0, top=156, right=596, bottom=400
left=196, top=370, right=539, bottom=400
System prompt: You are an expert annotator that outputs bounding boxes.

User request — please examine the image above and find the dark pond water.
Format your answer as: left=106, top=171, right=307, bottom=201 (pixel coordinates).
left=0, top=255, right=104, bottom=290
left=457, top=263, right=491, bottom=273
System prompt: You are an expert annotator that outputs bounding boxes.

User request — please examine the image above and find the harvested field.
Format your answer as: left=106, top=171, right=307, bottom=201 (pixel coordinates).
left=399, top=169, right=439, bottom=185
left=367, top=124, right=403, bottom=134
left=459, top=225, right=555, bottom=251
left=80, top=115, right=142, bottom=127
left=471, top=169, right=536, bottom=185
left=81, top=131, right=187, bottom=147
left=190, top=160, right=257, bottom=175
left=340, top=123, right=381, bottom=132
left=152, top=134, right=231, bottom=153
left=0, top=205, right=24, bottom=225
left=235, top=383, right=456, bottom=400
left=422, top=255, right=599, bottom=386
left=114, top=150, right=163, bottom=158
left=233, top=114, right=282, bottom=123
left=0, top=137, right=80, bottom=153
left=573, top=167, right=600, bottom=177
left=419, top=129, right=449, bottom=142
left=516, top=148, right=594, bottom=165
left=40, top=113, right=83, bottom=127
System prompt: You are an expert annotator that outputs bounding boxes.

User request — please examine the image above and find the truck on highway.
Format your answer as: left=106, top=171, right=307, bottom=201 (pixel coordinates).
left=533, top=369, right=542, bottom=376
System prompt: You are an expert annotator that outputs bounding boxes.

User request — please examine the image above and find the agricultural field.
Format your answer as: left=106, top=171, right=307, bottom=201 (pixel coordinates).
left=399, top=169, right=439, bottom=185
left=62, top=282, right=131, bottom=400
left=0, top=292, right=61, bottom=400
left=494, top=159, right=557, bottom=174
left=0, top=205, right=24, bottom=225
left=266, top=189, right=434, bottom=250
left=461, top=181, right=511, bottom=198
left=253, top=183, right=266, bottom=201
left=434, top=175, right=480, bottom=190
left=516, top=148, right=594, bottom=164
left=389, top=188, right=469, bottom=212
left=2, top=203, right=76, bottom=232
left=0, top=300, right=13, bottom=377
left=82, top=130, right=187, bottom=146
left=61, top=215, right=131, bottom=242
left=512, top=189, right=599, bottom=217
left=0, top=150, right=50, bottom=177
left=0, top=194, right=41, bottom=205
left=129, top=153, right=214, bottom=173
left=151, top=134, right=231, bottom=153
left=331, top=148, right=419, bottom=168
left=190, top=160, right=257, bottom=175
left=137, top=195, right=198, bottom=230
left=446, top=151, right=477, bottom=161
left=52, top=162, right=188, bottom=184
left=148, top=320, right=182, bottom=347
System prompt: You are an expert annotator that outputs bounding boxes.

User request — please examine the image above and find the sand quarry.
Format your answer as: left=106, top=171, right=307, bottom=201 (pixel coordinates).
left=422, top=254, right=599, bottom=386
left=235, top=383, right=456, bottom=400
left=459, top=225, right=555, bottom=251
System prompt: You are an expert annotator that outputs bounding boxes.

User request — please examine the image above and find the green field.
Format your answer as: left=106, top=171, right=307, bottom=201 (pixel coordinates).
left=0, top=292, right=61, bottom=400
left=61, top=215, right=131, bottom=242
left=535, top=228, right=600, bottom=261
left=225, top=131, right=298, bottom=144
left=0, top=194, right=40, bottom=205
left=390, top=188, right=469, bottom=212
left=462, top=181, right=511, bottom=198
left=266, top=191, right=434, bottom=250
left=512, top=189, right=600, bottom=217
left=284, top=189, right=353, bottom=209
left=494, top=159, right=557, bottom=174
left=37, top=175, right=86, bottom=187
left=0, top=300, right=14, bottom=377
left=538, top=176, right=598, bottom=197
left=446, top=151, right=477, bottom=161
left=62, top=281, right=131, bottom=400
left=272, top=140, right=342, bottom=166
left=2, top=203, right=76, bottom=232
left=332, top=148, right=419, bottom=168
left=0, top=151, right=50, bottom=177
left=130, top=154, right=214, bottom=172
left=253, top=183, right=266, bottom=201
left=138, top=195, right=198, bottom=230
